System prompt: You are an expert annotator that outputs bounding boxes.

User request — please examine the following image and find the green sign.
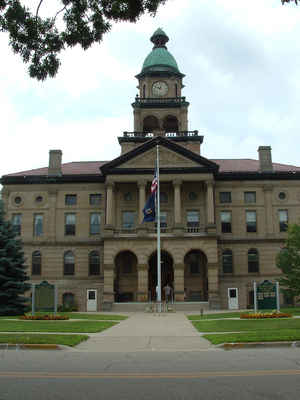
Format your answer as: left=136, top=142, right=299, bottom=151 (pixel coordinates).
left=35, top=281, right=55, bottom=312
left=256, top=280, right=277, bottom=310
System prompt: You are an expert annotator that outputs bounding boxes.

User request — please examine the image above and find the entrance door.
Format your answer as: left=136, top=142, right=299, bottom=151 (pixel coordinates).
left=228, top=288, right=239, bottom=310
left=87, top=289, right=97, bottom=312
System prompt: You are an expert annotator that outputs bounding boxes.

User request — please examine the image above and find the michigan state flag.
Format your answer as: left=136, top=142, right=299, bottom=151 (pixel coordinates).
left=143, top=193, right=156, bottom=222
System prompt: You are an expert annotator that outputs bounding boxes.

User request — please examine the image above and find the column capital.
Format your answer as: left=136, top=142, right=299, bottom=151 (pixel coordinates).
left=48, top=188, right=58, bottom=196
left=105, top=181, right=115, bottom=189
left=173, top=179, right=182, bottom=186
left=263, top=184, right=273, bottom=192
left=138, top=179, right=147, bottom=188
left=206, top=180, right=215, bottom=188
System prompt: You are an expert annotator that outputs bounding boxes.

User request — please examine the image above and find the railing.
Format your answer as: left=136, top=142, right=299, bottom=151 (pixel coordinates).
left=133, top=97, right=187, bottom=107
left=111, top=225, right=207, bottom=236
left=123, top=130, right=199, bottom=138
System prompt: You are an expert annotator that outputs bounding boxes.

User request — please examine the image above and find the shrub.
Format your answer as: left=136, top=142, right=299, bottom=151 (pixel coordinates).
left=240, top=311, right=292, bottom=319
left=20, top=314, right=69, bottom=320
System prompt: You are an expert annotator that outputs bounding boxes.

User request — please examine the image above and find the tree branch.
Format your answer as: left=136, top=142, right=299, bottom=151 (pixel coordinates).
left=36, top=0, right=44, bottom=19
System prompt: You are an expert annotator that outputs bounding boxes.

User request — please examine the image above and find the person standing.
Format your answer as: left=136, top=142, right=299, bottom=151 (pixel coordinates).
left=163, top=283, right=172, bottom=303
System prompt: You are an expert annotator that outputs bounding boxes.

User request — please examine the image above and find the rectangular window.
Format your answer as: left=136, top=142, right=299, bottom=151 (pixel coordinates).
left=65, top=194, right=77, bottom=206
left=155, top=211, right=167, bottom=228
left=122, top=211, right=135, bottom=229
left=219, top=192, right=232, bottom=203
left=246, top=211, right=257, bottom=232
left=244, top=191, right=256, bottom=203
left=187, top=211, right=200, bottom=227
left=65, top=213, right=76, bottom=235
left=90, top=213, right=101, bottom=235
left=12, top=214, right=22, bottom=236
left=220, top=211, right=232, bottom=233
left=89, top=194, right=102, bottom=205
left=279, top=210, right=288, bottom=232
left=33, top=214, right=43, bottom=237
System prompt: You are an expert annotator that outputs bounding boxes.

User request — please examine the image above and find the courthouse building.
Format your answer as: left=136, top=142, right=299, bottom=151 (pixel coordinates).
left=1, top=29, right=300, bottom=311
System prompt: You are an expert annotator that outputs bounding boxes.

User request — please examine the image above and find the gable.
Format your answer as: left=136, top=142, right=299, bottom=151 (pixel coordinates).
left=119, top=146, right=200, bottom=169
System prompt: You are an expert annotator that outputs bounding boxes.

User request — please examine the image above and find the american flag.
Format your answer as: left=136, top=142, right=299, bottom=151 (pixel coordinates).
left=151, top=169, right=158, bottom=194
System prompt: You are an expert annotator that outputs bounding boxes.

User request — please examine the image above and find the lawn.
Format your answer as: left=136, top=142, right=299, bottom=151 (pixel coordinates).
left=0, top=320, right=118, bottom=333
left=188, top=307, right=300, bottom=320
left=192, top=318, right=300, bottom=333
left=203, top=330, right=300, bottom=345
left=0, top=334, right=89, bottom=347
left=0, top=313, right=127, bottom=321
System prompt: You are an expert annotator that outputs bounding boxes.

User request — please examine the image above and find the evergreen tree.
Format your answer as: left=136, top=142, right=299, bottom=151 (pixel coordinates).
left=276, top=224, right=300, bottom=303
left=0, top=200, right=31, bottom=316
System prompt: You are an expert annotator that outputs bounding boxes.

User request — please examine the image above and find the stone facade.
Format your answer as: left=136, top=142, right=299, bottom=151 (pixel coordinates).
left=1, top=29, right=300, bottom=311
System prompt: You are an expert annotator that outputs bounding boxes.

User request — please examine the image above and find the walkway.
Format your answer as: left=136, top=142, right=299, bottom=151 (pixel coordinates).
left=75, top=312, right=213, bottom=352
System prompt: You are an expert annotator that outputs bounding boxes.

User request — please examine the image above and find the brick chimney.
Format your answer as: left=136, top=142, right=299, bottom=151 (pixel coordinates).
left=258, top=146, right=273, bottom=172
left=48, top=150, right=62, bottom=176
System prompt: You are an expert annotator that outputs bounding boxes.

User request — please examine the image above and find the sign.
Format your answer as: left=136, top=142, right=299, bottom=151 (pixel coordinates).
left=33, top=281, right=57, bottom=313
left=256, top=280, right=277, bottom=310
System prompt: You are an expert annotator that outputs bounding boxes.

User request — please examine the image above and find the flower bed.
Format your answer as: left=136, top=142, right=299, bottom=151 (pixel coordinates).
left=240, top=312, right=292, bottom=319
left=19, top=315, right=69, bottom=321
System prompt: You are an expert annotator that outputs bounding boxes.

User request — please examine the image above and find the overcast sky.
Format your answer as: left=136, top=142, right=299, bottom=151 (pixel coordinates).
left=1, top=0, right=300, bottom=184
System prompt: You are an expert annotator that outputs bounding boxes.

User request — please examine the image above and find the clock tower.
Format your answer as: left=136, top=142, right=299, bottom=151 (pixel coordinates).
left=119, top=29, right=203, bottom=154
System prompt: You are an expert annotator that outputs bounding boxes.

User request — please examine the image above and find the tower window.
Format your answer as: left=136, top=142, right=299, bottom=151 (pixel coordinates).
left=163, top=115, right=179, bottom=133
left=175, top=83, right=178, bottom=97
left=143, top=84, right=146, bottom=98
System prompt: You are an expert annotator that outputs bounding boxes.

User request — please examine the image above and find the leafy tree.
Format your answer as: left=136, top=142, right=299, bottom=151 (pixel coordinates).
left=276, top=224, right=300, bottom=303
left=0, top=200, right=30, bottom=316
left=0, top=0, right=167, bottom=80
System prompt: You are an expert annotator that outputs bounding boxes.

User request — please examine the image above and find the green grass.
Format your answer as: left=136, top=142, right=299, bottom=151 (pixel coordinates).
left=0, top=313, right=127, bottom=321
left=188, top=307, right=300, bottom=320
left=192, top=318, right=300, bottom=333
left=203, top=330, right=300, bottom=345
left=0, top=320, right=117, bottom=333
left=0, top=334, right=89, bottom=347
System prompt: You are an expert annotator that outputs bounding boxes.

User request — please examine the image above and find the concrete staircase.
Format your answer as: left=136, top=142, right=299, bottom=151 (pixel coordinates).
left=109, top=302, right=210, bottom=313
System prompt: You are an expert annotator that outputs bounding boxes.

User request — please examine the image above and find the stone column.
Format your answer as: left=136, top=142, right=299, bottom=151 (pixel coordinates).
left=1, top=188, right=10, bottom=213
left=48, top=188, right=57, bottom=242
left=173, top=179, right=183, bottom=234
left=207, top=262, right=220, bottom=309
left=137, top=264, right=148, bottom=302
left=206, top=181, right=216, bottom=234
left=105, top=182, right=115, bottom=226
left=138, top=180, right=146, bottom=224
left=174, top=263, right=185, bottom=301
left=103, top=263, right=115, bottom=307
left=263, top=185, right=274, bottom=235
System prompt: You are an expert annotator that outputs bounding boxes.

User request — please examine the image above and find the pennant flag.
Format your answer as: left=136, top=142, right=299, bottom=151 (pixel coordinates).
left=143, top=193, right=156, bottom=222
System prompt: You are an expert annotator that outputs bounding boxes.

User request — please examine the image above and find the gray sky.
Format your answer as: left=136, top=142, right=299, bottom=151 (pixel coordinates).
left=1, top=0, right=300, bottom=183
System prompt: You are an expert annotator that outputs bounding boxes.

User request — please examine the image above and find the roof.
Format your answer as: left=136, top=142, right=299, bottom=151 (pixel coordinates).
left=3, top=159, right=300, bottom=178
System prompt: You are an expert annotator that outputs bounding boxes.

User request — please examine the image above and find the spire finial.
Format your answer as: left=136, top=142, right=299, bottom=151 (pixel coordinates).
left=150, top=28, right=169, bottom=49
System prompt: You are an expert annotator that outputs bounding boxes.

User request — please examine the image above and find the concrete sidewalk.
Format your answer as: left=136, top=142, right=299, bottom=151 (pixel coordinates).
left=75, top=312, right=214, bottom=352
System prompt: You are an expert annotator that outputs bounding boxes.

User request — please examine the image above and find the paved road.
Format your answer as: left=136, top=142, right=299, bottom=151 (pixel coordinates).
left=1, top=347, right=300, bottom=399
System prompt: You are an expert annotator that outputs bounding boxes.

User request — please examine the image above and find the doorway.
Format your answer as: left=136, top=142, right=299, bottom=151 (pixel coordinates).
left=87, top=289, right=97, bottom=312
left=148, top=251, right=174, bottom=301
left=228, top=288, right=239, bottom=310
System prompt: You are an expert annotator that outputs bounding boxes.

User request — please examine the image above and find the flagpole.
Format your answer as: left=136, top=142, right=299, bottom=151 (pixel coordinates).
left=156, top=144, right=162, bottom=312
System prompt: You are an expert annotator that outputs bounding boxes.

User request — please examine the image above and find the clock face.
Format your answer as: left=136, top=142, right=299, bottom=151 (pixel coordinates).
left=152, top=81, right=168, bottom=97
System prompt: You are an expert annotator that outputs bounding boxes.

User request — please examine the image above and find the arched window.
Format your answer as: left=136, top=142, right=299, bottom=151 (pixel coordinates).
left=175, top=83, right=178, bottom=97
left=143, top=84, right=146, bottom=98
left=89, top=251, right=100, bottom=275
left=163, top=115, right=179, bottom=133
left=32, top=251, right=41, bottom=275
left=222, top=249, right=233, bottom=273
left=143, top=115, right=159, bottom=132
left=248, top=249, right=259, bottom=273
left=64, top=251, right=75, bottom=275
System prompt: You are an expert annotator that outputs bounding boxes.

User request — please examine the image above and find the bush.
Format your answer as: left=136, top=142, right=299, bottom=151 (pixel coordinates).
left=57, top=304, right=78, bottom=312
left=20, top=314, right=69, bottom=320
left=240, top=311, right=292, bottom=319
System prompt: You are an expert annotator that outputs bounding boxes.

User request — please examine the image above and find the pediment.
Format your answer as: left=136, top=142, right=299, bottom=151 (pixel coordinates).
left=119, top=147, right=200, bottom=169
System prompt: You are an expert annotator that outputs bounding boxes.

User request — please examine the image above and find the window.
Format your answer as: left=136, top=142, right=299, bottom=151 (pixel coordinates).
left=219, top=192, right=231, bottom=203
left=89, top=251, right=100, bottom=275
left=64, top=251, right=75, bottom=275
left=12, top=214, right=22, bottom=236
left=222, top=250, right=233, bottom=273
left=124, top=192, right=132, bottom=201
left=65, top=213, right=76, bottom=235
left=160, top=192, right=168, bottom=203
left=278, top=192, right=286, bottom=200
left=279, top=210, right=288, bottom=232
left=246, top=211, right=257, bottom=232
left=187, top=211, right=199, bottom=227
left=244, top=191, right=256, bottom=203
left=89, top=194, right=101, bottom=205
left=32, top=251, right=41, bottom=275
left=65, top=194, right=77, bottom=205
left=188, top=192, right=197, bottom=201
left=175, top=83, right=178, bottom=97
left=122, top=211, right=135, bottom=229
left=156, top=211, right=167, bottom=227
left=220, top=211, right=232, bottom=233
left=33, top=214, right=43, bottom=237
left=90, top=213, right=101, bottom=235
left=248, top=249, right=259, bottom=273
left=143, top=84, right=146, bottom=97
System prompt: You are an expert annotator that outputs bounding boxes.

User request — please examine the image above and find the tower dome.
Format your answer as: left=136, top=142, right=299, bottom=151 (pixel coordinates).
left=137, top=29, right=184, bottom=77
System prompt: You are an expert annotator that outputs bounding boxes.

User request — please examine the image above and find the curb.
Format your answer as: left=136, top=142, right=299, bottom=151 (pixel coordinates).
left=0, top=344, right=61, bottom=350
left=219, top=341, right=300, bottom=350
